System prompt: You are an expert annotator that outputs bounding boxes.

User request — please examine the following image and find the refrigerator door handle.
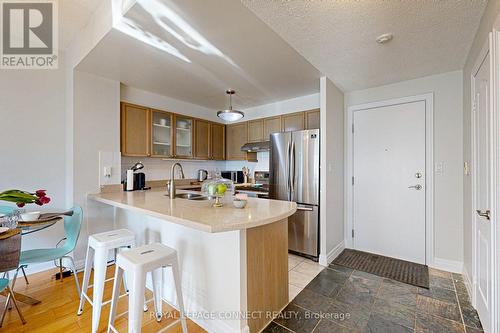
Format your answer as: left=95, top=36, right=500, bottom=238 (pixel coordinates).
left=296, top=205, right=314, bottom=211
left=291, top=141, right=296, bottom=199
left=286, top=141, right=291, bottom=201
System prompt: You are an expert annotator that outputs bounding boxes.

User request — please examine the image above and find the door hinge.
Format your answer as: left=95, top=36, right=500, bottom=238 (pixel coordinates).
left=352, top=229, right=355, bottom=238
left=352, top=176, right=354, bottom=185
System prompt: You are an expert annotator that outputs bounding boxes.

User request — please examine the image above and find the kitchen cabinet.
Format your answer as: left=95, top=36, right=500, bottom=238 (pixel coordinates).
left=263, top=116, right=282, bottom=141
left=226, top=122, right=257, bottom=161
left=210, top=123, right=225, bottom=160
left=194, top=119, right=210, bottom=159
left=151, top=109, right=173, bottom=157
left=248, top=120, right=264, bottom=142
left=282, top=112, right=305, bottom=132
left=173, top=115, right=194, bottom=158
left=121, top=102, right=150, bottom=156
left=305, top=109, right=320, bottom=129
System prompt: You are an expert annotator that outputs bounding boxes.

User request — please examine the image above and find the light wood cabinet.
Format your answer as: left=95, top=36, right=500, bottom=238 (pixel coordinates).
left=282, top=112, right=305, bottom=132
left=226, top=122, right=248, bottom=160
left=210, top=123, right=225, bottom=160
left=263, top=116, right=282, bottom=141
left=151, top=109, right=173, bottom=157
left=226, top=122, right=256, bottom=161
left=305, top=109, right=320, bottom=129
left=194, top=119, right=210, bottom=159
left=121, top=102, right=150, bottom=156
left=248, top=120, right=264, bottom=142
left=173, top=115, right=194, bottom=158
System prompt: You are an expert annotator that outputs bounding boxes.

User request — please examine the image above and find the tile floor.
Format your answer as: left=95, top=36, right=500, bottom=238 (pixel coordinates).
left=274, top=256, right=483, bottom=333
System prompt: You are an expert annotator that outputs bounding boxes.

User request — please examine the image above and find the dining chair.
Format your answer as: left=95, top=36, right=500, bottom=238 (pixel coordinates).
left=17, top=206, right=83, bottom=296
left=0, top=232, right=26, bottom=327
left=0, top=206, right=29, bottom=285
left=0, top=206, right=14, bottom=215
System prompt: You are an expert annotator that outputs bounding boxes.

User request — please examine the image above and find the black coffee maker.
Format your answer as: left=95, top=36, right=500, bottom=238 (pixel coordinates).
left=124, top=162, right=146, bottom=191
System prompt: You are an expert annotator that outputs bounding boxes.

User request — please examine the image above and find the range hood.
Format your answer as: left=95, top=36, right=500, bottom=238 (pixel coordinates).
left=241, top=141, right=270, bottom=152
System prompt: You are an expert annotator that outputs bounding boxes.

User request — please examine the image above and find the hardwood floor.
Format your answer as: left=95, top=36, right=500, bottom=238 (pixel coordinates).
left=0, top=266, right=207, bottom=333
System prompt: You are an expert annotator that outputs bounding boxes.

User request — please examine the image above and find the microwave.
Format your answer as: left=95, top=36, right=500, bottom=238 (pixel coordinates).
left=221, top=171, right=244, bottom=184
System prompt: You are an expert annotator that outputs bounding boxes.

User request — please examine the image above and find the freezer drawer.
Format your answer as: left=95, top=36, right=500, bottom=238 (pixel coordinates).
left=288, top=204, right=319, bottom=257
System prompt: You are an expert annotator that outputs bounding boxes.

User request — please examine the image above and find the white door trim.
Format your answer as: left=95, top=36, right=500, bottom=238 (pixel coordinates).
left=345, top=93, right=434, bottom=265
left=471, top=30, right=500, bottom=333
left=493, top=28, right=500, bottom=333
left=469, top=33, right=489, bottom=314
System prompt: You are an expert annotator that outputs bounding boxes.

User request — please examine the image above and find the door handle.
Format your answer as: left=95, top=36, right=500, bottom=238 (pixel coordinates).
left=297, top=206, right=314, bottom=211
left=476, top=210, right=491, bottom=220
left=408, top=184, right=422, bottom=190
left=286, top=141, right=291, bottom=201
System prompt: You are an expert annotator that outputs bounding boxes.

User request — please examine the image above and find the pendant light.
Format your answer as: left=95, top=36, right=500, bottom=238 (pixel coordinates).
left=217, top=89, right=244, bottom=122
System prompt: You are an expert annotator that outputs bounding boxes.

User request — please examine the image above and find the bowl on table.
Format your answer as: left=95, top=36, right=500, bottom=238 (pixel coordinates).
left=20, top=212, right=41, bottom=221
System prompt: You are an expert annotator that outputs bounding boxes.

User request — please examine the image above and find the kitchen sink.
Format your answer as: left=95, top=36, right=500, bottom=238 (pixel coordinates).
left=172, top=193, right=209, bottom=200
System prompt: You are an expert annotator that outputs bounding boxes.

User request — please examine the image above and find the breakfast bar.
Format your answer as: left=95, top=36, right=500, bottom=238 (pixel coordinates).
left=88, top=189, right=296, bottom=333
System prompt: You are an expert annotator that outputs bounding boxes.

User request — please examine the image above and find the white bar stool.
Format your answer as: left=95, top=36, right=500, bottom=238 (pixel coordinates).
left=78, top=229, right=136, bottom=333
left=108, top=243, right=188, bottom=333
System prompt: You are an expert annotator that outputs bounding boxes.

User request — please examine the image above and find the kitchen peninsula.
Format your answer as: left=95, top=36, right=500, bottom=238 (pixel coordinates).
left=88, top=188, right=296, bottom=333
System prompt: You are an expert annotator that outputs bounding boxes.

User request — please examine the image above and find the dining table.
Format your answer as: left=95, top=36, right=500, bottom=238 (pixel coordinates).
left=0, top=217, right=63, bottom=305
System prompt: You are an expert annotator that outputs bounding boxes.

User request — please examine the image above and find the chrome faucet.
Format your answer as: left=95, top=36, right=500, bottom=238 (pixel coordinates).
left=167, top=162, right=185, bottom=198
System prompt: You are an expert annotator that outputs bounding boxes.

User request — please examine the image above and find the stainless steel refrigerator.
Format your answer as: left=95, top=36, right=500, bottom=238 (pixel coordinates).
left=270, top=129, right=320, bottom=258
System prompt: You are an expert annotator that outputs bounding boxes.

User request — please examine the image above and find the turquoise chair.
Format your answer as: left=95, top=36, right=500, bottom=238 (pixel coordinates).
left=0, top=206, right=14, bottom=215
left=18, top=206, right=83, bottom=295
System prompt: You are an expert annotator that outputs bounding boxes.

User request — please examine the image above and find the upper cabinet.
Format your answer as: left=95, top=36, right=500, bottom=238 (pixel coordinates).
left=263, top=116, right=281, bottom=141
left=120, top=101, right=320, bottom=162
left=282, top=112, right=305, bottom=132
left=210, top=123, right=225, bottom=160
left=194, top=119, right=210, bottom=160
left=151, top=109, right=173, bottom=157
left=121, top=102, right=150, bottom=157
left=248, top=120, right=264, bottom=142
left=226, top=122, right=248, bottom=161
left=305, top=109, right=320, bottom=129
left=173, top=115, right=193, bottom=158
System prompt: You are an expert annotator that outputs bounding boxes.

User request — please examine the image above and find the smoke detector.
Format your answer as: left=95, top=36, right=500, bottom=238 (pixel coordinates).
left=376, top=33, right=393, bottom=44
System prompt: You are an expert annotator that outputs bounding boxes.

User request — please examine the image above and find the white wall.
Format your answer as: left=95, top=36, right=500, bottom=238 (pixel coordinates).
left=73, top=70, right=121, bottom=261
left=236, top=93, right=319, bottom=122
left=121, top=85, right=222, bottom=123
left=462, top=1, right=500, bottom=285
left=345, top=71, right=464, bottom=269
left=319, top=77, right=345, bottom=266
left=0, top=55, right=67, bottom=273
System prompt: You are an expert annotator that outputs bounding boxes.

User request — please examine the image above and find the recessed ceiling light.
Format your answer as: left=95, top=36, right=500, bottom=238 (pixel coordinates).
left=376, top=33, right=393, bottom=44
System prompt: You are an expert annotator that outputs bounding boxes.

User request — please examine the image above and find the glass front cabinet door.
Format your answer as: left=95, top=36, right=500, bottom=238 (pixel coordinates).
left=174, top=115, right=193, bottom=158
left=151, top=110, right=173, bottom=157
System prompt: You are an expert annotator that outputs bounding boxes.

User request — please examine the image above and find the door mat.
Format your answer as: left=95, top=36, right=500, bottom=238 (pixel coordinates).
left=333, top=249, right=429, bottom=288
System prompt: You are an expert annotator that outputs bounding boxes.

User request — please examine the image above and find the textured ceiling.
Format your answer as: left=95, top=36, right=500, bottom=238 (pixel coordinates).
left=242, top=0, right=488, bottom=91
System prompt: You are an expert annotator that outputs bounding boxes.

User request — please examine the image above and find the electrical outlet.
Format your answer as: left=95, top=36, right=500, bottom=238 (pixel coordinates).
left=104, top=166, right=112, bottom=178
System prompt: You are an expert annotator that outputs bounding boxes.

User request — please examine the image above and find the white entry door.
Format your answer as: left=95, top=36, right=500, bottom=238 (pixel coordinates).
left=472, top=45, right=492, bottom=333
left=353, top=101, right=426, bottom=264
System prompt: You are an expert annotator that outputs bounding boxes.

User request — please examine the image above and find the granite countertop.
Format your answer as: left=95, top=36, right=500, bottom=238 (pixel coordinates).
left=88, top=188, right=296, bottom=233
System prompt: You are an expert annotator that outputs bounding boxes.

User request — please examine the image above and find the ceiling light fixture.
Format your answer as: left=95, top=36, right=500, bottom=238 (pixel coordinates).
left=376, top=33, right=393, bottom=44
left=217, top=89, right=244, bottom=122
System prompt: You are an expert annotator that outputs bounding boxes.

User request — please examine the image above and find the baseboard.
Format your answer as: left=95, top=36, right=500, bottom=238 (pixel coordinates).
left=462, top=266, right=474, bottom=305
left=319, top=241, right=345, bottom=267
left=431, top=257, right=464, bottom=274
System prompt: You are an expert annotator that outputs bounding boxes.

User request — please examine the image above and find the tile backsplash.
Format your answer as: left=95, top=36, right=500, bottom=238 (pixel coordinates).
left=121, top=152, right=270, bottom=183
